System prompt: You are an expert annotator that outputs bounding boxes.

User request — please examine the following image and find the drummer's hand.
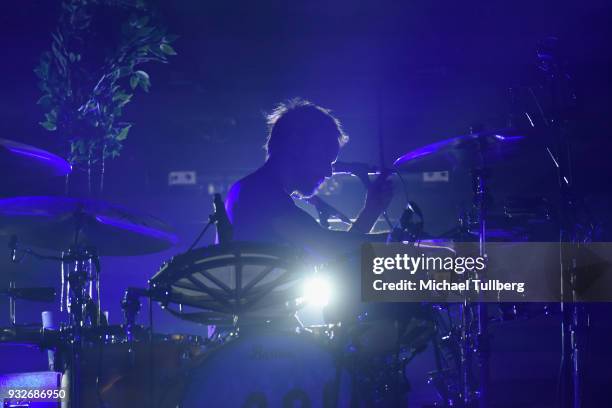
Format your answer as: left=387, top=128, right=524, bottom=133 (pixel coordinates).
left=363, top=170, right=393, bottom=215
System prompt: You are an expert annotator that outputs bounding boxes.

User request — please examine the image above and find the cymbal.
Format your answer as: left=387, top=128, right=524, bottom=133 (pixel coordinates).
left=0, top=138, right=71, bottom=182
left=0, top=196, right=178, bottom=256
left=393, top=128, right=527, bottom=172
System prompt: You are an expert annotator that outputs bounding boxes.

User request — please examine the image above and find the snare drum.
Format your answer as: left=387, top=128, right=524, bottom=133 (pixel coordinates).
left=182, top=330, right=351, bottom=407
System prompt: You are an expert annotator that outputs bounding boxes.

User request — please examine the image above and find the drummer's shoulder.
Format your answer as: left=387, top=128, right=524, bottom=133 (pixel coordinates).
left=226, top=169, right=282, bottom=209
left=226, top=172, right=261, bottom=203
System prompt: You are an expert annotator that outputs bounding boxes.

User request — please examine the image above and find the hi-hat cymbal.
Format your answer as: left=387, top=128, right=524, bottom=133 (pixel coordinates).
left=0, top=138, right=71, bottom=183
left=0, top=196, right=178, bottom=256
left=393, top=128, right=528, bottom=172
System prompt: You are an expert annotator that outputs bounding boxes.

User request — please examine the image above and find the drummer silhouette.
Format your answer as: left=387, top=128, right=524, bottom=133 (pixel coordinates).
left=225, top=98, right=392, bottom=260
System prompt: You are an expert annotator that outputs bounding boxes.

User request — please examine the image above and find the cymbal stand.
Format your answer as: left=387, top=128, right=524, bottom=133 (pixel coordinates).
left=8, top=281, right=16, bottom=326
left=533, top=37, right=585, bottom=408
left=60, top=246, right=101, bottom=408
left=457, top=132, right=490, bottom=408
left=5, top=217, right=102, bottom=407
left=58, top=209, right=103, bottom=408
left=472, top=165, right=489, bottom=408
left=121, top=287, right=143, bottom=366
left=61, top=248, right=100, bottom=327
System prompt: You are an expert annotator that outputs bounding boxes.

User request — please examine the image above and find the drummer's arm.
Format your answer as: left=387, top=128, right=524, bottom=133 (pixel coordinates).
left=271, top=210, right=387, bottom=260
left=348, top=171, right=393, bottom=234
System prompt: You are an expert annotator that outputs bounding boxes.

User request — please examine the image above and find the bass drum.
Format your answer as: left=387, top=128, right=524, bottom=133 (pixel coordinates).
left=182, top=330, right=351, bottom=407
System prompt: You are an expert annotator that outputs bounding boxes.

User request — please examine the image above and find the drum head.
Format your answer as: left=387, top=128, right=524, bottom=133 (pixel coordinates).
left=150, top=242, right=309, bottom=327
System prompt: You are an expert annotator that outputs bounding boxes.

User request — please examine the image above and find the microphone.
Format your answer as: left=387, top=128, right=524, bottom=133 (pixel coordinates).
left=213, top=193, right=233, bottom=244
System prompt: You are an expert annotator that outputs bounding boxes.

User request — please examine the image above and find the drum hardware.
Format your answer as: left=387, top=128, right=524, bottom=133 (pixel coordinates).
left=393, top=127, right=529, bottom=174
left=0, top=196, right=178, bottom=408
left=393, top=122, right=536, bottom=407
left=428, top=304, right=472, bottom=406
left=53, top=325, right=204, bottom=408
left=212, top=193, right=233, bottom=245
left=59, top=248, right=103, bottom=407
left=330, top=311, right=436, bottom=407
left=304, top=195, right=352, bottom=229
left=389, top=201, right=424, bottom=244
left=0, top=52, right=595, bottom=407
left=534, top=36, right=590, bottom=408
left=1, top=284, right=56, bottom=327
left=0, top=325, right=59, bottom=348
left=149, top=242, right=310, bottom=328
left=187, top=193, right=233, bottom=252
left=0, top=196, right=178, bottom=256
left=120, top=286, right=169, bottom=375
left=121, top=288, right=145, bottom=351
left=0, top=287, right=56, bottom=304
left=0, top=196, right=178, bottom=328
left=469, top=160, right=490, bottom=408
left=496, top=302, right=560, bottom=322
left=503, top=196, right=553, bottom=222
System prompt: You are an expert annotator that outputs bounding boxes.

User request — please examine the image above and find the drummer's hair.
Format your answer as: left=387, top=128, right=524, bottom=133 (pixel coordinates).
left=264, top=98, right=349, bottom=159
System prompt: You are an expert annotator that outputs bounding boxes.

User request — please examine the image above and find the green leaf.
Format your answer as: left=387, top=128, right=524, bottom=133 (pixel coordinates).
left=160, top=43, right=177, bottom=55
left=112, top=90, right=129, bottom=101
left=34, top=57, right=50, bottom=79
left=39, top=121, right=57, bottom=131
left=51, top=43, right=67, bottom=72
left=45, top=110, right=57, bottom=122
left=51, top=31, right=63, bottom=47
left=116, top=124, right=132, bottom=141
left=134, top=70, right=149, bottom=81
left=114, top=92, right=132, bottom=107
left=37, top=95, right=52, bottom=106
left=134, top=70, right=150, bottom=92
left=130, top=74, right=139, bottom=90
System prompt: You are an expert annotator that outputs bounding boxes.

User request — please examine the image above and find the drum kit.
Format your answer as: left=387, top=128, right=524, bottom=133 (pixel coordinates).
left=0, top=49, right=590, bottom=408
left=0, top=120, right=568, bottom=408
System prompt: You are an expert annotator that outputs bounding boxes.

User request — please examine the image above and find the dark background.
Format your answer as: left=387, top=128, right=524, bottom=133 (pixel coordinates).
left=1, top=1, right=611, bottom=405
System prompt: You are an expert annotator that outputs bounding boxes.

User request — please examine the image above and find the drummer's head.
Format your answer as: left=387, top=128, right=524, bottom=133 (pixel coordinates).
left=265, top=98, right=348, bottom=197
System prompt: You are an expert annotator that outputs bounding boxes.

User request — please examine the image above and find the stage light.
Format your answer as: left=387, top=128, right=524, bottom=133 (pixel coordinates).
left=302, top=275, right=332, bottom=307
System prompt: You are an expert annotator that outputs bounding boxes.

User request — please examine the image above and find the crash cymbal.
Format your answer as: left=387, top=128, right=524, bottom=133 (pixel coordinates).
left=0, top=138, right=71, bottom=183
left=0, top=196, right=178, bottom=256
left=393, top=128, right=527, bottom=172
